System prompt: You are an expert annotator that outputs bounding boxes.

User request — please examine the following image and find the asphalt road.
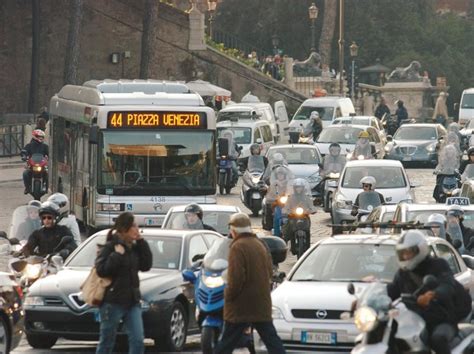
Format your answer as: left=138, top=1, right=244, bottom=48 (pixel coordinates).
left=0, top=161, right=435, bottom=353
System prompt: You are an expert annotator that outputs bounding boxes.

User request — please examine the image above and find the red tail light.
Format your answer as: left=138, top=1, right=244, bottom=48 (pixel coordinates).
left=14, top=285, right=24, bottom=300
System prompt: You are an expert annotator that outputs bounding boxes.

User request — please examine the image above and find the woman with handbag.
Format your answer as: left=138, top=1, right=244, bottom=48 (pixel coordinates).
left=95, top=212, right=153, bottom=354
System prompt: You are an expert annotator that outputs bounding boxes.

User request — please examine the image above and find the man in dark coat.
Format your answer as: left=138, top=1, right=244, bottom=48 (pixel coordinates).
left=214, top=213, right=286, bottom=354
left=395, top=100, right=409, bottom=127
left=374, top=96, right=391, bottom=120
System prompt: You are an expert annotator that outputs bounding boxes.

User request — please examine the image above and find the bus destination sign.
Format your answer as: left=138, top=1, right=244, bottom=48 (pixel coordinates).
left=106, top=111, right=207, bottom=129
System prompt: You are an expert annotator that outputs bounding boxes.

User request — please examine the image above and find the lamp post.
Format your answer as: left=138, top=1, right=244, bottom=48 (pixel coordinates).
left=207, top=0, right=217, bottom=40
left=338, top=0, right=345, bottom=96
left=349, top=41, right=359, bottom=100
left=271, top=34, right=280, bottom=55
left=308, top=3, right=318, bottom=53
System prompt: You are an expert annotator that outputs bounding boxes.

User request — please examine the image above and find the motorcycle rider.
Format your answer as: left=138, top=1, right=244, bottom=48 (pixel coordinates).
left=426, top=213, right=450, bottom=242
left=47, top=193, right=81, bottom=245
left=446, top=205, right=474, bottom=253
left=262, top=165, right=293, bottom=231
left=182, top=204, right=216, bottom=231
left=220, top=130, right=240, bottom=184
left=351, top=131, right=374, bottom=160
left=263, top=152, right=287, bottom=184
left=395, top=100, right=408, bottom=127
left=322, top=143, right=346, bottom=177
left=22, top=201, right=77, bottom=260
left=309, top=111, right=323, bottom=141
left=240, top=143, right=268, bottom=171
left=459, top=146, right=474, bottom=175
left=17, top=201, right=42, bottom=241
left=351, top=176, right=385, bottom=216
left=21, top=129, right=49, bottom=194
left=447, top=122, right=463, bottom=150
left=433, top=144, right=460, bottom=201
left=387, top=230, right=470, bottom=354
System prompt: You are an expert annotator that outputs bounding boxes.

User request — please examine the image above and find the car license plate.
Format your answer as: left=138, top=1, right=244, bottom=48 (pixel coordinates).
left=301, top=331, right=337, bottom=344
left=145, top=217, right=160, bottom=226
left=403, top=156, right=412, bottom=161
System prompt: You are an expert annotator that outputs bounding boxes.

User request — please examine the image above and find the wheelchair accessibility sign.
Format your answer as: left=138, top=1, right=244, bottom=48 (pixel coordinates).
left=126, top=203, right=133, bottom=211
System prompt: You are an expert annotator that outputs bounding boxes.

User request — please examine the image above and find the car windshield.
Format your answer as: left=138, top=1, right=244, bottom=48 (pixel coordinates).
left=66, top=234, right=183, bottom=270
left=316, top=127, right=362, bottom=144
left=461, top=94, right=474, bottom=109
left=291, top=244, right=397, bottom=282
left=164, top=210, right=235, bottom=235
left=341, top=166, right=407, bottom=189
left=293, top=106, right=335, bottom=121
left=217, top=111, right=254, bottom=122
left=217, top=127, right=251, bottom=144
left=267, top=147, right=321, bottom=164
left=382, top=211, right=395, bottom=222
left=394, top=127, right=437, bottom=140
left=407, top=210, right=474, bottom=229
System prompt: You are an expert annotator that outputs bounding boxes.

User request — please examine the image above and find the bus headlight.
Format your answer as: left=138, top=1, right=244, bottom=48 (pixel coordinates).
left=97, top=203, right=122, bottom=211
left=354, top=307, right=378, bottom=332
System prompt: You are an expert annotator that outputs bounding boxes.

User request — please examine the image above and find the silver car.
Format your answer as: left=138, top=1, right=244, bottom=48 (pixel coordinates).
left=255, top=234, right=474, bottom=353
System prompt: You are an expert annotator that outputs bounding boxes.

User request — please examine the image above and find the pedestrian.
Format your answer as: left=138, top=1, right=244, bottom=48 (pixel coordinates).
left=374, top=96, right=391, bottom=121
left=95, top=212, right=153, bottom=354
left=214, top=213, right=286, bottom=354
left=432, top=92, right=448, bottom=128
left=395, top=100, right=409, bottom=127
left=362, top=92, right=375, bottom=116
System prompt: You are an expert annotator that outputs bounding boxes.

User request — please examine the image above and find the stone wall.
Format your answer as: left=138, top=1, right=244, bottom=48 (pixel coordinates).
left=1, top=0, right=305, bottom=115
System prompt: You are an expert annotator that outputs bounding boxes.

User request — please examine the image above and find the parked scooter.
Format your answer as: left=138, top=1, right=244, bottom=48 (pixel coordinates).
left=182, top=236, right=287, bottom=354
left=241, top=155, right=266, bottom=216
left=348, top=276, right=474, bottom=354
left=21, top=153, right=48, bottom=200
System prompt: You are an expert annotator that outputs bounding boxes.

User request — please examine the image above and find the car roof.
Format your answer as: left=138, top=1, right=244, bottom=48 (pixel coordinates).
left=323, top=124, right=370, bottom=130
left=345, top=159, right=403, bottom=167
left=397, top=123, right=439, bottom=128
left=216, top=120, right=269, bottom=128
left=268, top=144, right=318, bottom=150
left=302, top=97, right=349, bottom=105
left=398, top=202, right=474, bottom=211
left=319, top=234, right=442, bottom=246
left=92, top=228, right=217, bottom=239
left=220, top=103, right=270, bottom=111
left=168, top=204, right=240, bottom=212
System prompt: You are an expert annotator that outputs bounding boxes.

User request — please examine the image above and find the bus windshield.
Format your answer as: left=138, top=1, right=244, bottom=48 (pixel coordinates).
left=98, top=131, right=215, bottom=195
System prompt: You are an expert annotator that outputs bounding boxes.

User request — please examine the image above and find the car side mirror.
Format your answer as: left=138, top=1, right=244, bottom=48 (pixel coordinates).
left=52, top=255, right=64, bottom=269
left=462, top=255, right=474, bottom=269
left=347, top=283, right=355, bottom=295
left=386, top=135, right=393, bottom=142
left=410, top=182, right=419, bottom=189
left=89, top=125, right=99, bottom=145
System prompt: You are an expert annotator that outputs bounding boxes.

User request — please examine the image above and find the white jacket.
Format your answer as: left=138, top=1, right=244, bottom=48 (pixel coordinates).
left=58, top=215, right=81, bottom=246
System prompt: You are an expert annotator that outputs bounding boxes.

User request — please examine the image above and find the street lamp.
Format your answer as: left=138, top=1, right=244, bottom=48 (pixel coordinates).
left=207, top=0, right=218, bottom=40
left=350, top=41, right=359, bottom=100
left=271, top=34, right=280, bottom=55
left=308, top=3, right=319, bottom=53
left=338, top=0, right=345, bottom=96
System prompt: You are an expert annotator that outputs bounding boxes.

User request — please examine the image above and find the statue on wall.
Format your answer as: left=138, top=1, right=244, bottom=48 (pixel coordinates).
left=293, top=52, right=322, bottom=77
left=387, top=61, right=422, bottom=82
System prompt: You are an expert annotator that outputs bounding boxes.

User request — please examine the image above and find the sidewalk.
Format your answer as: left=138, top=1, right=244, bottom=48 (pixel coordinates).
left=0, top=156, right=24, bottom=183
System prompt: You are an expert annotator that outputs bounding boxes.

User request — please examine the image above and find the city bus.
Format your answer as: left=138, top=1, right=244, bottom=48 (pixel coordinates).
left=49, top=80, right=216, bottom=233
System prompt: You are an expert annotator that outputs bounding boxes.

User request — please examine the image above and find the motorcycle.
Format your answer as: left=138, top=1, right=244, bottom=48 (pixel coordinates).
left=323, top=172, right=340, bottom=213
left=22, top=152, right=48, bottom=200
left=241, top=155, right=266, bottom=216
left=348, top=276, right=474, bottom=354
left=182, top=236, right=287, bottom=354
left=434, top=172, right=461, bottom=203
left=353, top=191, right=383, bottom=222
left=217, top=137, right=241, bottom=195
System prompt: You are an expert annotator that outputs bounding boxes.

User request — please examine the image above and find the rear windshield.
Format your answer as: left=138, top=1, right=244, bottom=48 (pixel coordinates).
left=293, top=106, right=335, bottom=121
left=461, top=94, right=474, bottom=109
left=341, top=166, right=407, bottom=189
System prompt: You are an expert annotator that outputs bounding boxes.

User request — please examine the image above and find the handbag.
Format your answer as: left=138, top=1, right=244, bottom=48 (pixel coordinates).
left=80, top=267, right=112, bottom=307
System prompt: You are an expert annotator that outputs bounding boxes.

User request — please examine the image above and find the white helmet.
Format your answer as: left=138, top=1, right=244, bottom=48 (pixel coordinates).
left=47, top=193, right=69, bottom=216
left=310, top=111, right=320, bottom=120
left=427, top=213, right=446, bottom=225
left=396, top=230, right=429, bottom=271
left=293, top=178, right=306, bottom=193
left=360, top=176, right=376, bottom=188
left=272, top=153, right=285, bottom=165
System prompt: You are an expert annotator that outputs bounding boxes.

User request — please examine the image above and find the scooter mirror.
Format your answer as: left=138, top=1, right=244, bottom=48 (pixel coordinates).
left=51, top=255, right=64, bottom=269
left=182, top=269, right=197, bottom=282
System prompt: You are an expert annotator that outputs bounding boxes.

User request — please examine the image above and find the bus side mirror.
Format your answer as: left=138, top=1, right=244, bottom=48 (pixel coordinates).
left=89, top=126, right=99, bottom=145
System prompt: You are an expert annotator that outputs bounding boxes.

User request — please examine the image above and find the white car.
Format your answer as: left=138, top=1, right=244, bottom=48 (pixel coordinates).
left=161, top=204, right=241, bottom=235
left=331, top=160, right=415, bottom=233
left=332, top=115, right=386, bottom=142
left=255, top=234, right=474, bottom=353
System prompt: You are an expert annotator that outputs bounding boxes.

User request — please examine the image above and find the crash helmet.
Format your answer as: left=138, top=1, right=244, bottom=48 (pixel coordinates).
left=358, top=131, right=370, bottom=139
left=250, top=143, right=260, bottom=156
left=293, top=178, right=306, bottom=194
left=28, top=200, right=42, bottom=208
left=32, top=129, right=45, bottom=142
left=184, top=203, right=203, bottom=220
left=360, top=176, right=376, bottom=189
left=310, top=111, right=320, bottom=120
left=396, top=230, right=429, bottom=271
left=274, top=166, right=289, bottom=180
left=427, top=213, right=446, bottom=225
left=329, top=143, right=341, bottom=156
left=467, top=146, right=474, bottom=156
left=448, top=122, right=460, bottom=133
left=39, top=201, right=60, bottom=220
left=47, top=193, right=69, bottom=216
left=271, top=153, right=285, bottom=165
left=447, top=205, right=464, bottom=220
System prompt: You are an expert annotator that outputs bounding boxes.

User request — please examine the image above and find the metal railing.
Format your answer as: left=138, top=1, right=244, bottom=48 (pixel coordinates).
left=0, top=124, right=24, bottom=157
left=211, top=29, right=270, bottom=59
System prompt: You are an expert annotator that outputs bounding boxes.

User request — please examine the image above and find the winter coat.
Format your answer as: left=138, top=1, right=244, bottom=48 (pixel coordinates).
left=24, top=224, right=76, bottom=259
left=374, top=104, right=390, bottom=120
left=58, top=215, right=81, bottom=246
left=95, top=234, right=152, bottom=306
left=23, top=139, right=49, bottom=157
left=224, top=233, right=273, bottom=323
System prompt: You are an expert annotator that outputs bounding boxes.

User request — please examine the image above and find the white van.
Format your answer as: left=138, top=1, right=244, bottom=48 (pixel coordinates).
left=459, top=88, right=474, bottom=126
left=288, top=97, right=355, bottom=143
left=217, top=101, right=289, bottom=143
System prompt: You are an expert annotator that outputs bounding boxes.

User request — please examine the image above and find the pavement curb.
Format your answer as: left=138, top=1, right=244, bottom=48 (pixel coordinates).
left=0, top=179, right=22, bottom=185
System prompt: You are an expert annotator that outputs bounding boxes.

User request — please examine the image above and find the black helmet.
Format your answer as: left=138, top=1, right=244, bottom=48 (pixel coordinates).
left=39, top=201, right=60, bottom=219
left=329, top=143, right=341, bottom=149
left=468, top=146, right=474, bottom=156
left=184, top=204, right=203, bottom=220
left=250, top=143, right=260, bottom=156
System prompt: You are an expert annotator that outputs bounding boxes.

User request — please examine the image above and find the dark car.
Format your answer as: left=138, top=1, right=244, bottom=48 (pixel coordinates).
left=23, top=229, right=224, bottom=352
left=0, top=269, right=24, bottom=354
left=384, top=123, right=447, bottom=166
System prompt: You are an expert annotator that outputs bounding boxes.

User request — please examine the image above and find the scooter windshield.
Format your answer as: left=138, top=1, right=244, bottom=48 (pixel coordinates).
left=358, top=192, right=382, bottom=212
left=248, top=156, right=265, bottom=173
left=357, top=283, right=391, bottom=311
left=9, top=205, right=42, bottom=242
left=203, top=238, right=232, bottom=272
left=31, top=153, right=45, bottom=163
left=462, top=164, right=474, bottom=181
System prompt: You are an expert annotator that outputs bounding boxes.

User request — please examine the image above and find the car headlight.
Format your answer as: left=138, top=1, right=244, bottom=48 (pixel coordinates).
left=354, top=306, right=378, bottom=332
left=96, top=203, right=122, bottom=212
left=279, top=195, right=288, bottom=204
left=24, top=296, right=45, bottom=307
left=426, top=143, right=437, bottom=152
left=335, top=195, right=352, bottom=209
left=32, top=165, right=43, bottom=172
left=25, top=263, right=43, bottom=280
left=272, top=306, right=285, bottom=320
left=251, top=176, right=261, bottom=184
left=202, top=274, right=225, bottom=288
left=327, top=172, right=340, bottom=179
left=295, top=207, right=304, bottom=216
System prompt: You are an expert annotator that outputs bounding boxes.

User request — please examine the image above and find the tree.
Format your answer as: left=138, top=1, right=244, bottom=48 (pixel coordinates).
left=28, top=0, right=40, bottom=113
left=140, top=0, right=160, bottom=79
left=319, top=0, right=337, bottom=66
left=63, top=0, right=84, bottom=85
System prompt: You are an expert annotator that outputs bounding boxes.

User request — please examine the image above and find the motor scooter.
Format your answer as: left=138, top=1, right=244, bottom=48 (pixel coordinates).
left=241, top=156, right=266, bottom=216
left=217, top=138, right=241, bottom=195
left=21, top=152, right=48, bottom=200
left=323, top=172, right=340, bottom=213
left=353, top=191, right=382, bottom=222
left=434, top=171, right=461, bottom=203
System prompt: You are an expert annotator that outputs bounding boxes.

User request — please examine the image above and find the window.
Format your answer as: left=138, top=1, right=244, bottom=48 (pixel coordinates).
left=341, top=166, right=406, bottom=189
left=202, top=233, right=221, bottom=248
left=188, top=235, right=208, bottom=265
left=435, top=243, right=460, bottom=274
left=253, top=127, right=262, bottom=143
left=261, top=125, right=273, bottom=143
